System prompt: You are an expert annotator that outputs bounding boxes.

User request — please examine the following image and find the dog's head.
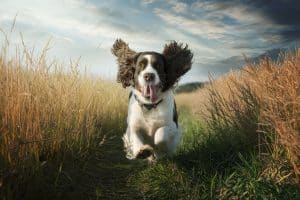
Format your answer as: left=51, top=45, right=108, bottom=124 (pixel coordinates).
left=111, top=39, right=193, bottom=103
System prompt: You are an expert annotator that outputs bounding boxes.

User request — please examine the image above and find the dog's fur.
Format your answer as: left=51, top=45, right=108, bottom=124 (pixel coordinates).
left=112, top=39, right=193, bottom=161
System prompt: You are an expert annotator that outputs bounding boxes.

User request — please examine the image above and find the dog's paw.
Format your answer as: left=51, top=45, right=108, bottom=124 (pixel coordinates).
left=136, top=145, right=153, bottom=159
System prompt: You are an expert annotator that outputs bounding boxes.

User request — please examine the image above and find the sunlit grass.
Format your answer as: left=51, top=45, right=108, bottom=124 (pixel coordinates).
left=130, top=107, right=300, bottom=199
left=0, top=33, right=129, bottom=198
left=177, top=49, right=300, bottom=186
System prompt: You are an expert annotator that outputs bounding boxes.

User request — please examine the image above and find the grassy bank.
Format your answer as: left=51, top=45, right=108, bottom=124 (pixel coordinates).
left=177, top=50, right=300, bottom=183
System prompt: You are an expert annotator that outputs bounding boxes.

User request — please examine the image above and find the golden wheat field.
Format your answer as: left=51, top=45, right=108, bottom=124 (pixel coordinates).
left=0, top=41, right=128, bottom=170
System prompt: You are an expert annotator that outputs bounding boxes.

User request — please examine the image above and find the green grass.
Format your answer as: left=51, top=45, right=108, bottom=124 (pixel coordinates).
left=128, top=107, right=300, bottom=200
left=1, top=106, right=299, bottom=200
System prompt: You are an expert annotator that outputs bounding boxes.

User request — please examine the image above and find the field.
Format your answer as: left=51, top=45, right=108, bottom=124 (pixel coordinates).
left=1, top=37, right=300, bottom=199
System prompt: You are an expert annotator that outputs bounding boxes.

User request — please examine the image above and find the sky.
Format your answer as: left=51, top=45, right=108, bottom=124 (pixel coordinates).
left=0, top=0, right=299, bottom=83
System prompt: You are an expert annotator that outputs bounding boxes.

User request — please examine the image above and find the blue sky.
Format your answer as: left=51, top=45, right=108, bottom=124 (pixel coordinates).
left=0, top=0, right=299, bottom=83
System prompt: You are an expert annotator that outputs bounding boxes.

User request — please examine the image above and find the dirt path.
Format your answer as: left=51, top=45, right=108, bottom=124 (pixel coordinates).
left=73, top=134, right=146, bottom=199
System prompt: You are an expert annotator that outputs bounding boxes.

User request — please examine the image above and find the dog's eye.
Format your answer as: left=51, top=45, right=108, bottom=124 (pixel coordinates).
left=139, top=63, right=145, bottom=68
left=153, top=62, right=160, bottom=68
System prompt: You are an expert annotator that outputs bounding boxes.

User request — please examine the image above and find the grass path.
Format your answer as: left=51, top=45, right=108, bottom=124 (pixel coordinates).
left=2, top=129, right=143, bottom=199
left=46, top=134, right=146, bottom=200
left=2, top=109, right=300, bottom=199
left=90, top=134, right=145, bottom=199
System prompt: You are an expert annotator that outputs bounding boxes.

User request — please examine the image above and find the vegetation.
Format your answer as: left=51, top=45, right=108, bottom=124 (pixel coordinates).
left=177, top=51, right=300, bottom=183
left=0, top=32, right=299, bottom=199
left=0, top=37, right=130, bottom=199
left=175, top=82, right=206, bottom=94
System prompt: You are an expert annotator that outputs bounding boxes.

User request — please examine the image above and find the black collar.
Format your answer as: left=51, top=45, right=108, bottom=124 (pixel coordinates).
left=134, top=95, right=163, bottom=111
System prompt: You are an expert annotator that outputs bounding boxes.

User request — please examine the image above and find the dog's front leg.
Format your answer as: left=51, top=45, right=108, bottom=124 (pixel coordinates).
left=123, top=127, right=153, bottom=159
left=154, top=122, right=181, bottom=159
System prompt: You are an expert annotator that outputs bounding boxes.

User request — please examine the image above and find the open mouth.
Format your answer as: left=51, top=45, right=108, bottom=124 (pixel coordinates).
left=140, top=85, right=160, bottom=103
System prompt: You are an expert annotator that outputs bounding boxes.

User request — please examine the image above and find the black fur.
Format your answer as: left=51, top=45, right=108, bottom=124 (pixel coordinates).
left=173, top=101, right=178, bottom=127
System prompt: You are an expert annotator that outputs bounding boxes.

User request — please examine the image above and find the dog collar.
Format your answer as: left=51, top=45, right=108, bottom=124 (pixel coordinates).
left=134, top=94, right=163, bottom=111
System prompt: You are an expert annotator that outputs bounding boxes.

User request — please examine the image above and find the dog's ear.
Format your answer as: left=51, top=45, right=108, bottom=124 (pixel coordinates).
left=162, top=41, right=193, bottom=91
left=111, top=39, right=138, bottom=88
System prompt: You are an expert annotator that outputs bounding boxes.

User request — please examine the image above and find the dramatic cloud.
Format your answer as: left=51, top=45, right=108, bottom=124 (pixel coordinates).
left=190, top=0, right=300, bottom=44
left=244, top=0, right=300, bottom=41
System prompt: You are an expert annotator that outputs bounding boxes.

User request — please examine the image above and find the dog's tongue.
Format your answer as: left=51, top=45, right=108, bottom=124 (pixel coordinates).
left=143, top=85, right=158, bottom=102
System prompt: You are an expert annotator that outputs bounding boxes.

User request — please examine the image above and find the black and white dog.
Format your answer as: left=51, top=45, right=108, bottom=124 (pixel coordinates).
left=112, top=39, right=193, bottom=161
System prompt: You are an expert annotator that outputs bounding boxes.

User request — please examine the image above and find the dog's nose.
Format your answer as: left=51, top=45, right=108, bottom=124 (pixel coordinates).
left=144, top=73, right=155, bottom=82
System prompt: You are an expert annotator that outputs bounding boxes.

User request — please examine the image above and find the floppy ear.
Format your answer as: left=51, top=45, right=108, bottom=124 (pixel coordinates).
left=111, top=39, right=138, bottom=88
left=162, top=41, right=193, bottom=91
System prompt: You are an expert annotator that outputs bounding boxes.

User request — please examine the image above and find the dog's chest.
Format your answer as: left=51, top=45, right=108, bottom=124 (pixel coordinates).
left=128, top=98, right=173, bottom=133
left=143, top=102, right=171, bottom=125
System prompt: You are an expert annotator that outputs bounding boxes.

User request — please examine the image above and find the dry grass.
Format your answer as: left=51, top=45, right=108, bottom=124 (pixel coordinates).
left=0, top=38, right=128, bottom=174
left=177, top=50, right=300, bottom=184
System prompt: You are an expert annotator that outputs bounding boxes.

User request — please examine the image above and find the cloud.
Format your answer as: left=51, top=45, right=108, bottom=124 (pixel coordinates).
left=154, top=8, right=229, bottom=40
left=192, top=0, right=300, bottom=43
left=154, top=0, right=299, bottom=56
left=246, top=0, right=300, bottom=41
left=166, top=0, right=189, bottom=13
left=141, top=0, right=156, bottom=5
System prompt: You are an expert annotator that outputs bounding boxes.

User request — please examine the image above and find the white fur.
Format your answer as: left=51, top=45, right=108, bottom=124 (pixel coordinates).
left=122, top=54, right=181, bottom=161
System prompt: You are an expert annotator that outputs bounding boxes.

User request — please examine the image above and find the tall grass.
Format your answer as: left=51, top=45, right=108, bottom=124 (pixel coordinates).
left=0, top=35, right=128, bottom=197
left=177, top=50, right=300, bottom=184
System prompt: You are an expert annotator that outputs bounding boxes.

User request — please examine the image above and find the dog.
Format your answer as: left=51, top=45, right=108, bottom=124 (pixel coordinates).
left=111, top=39, right=193, bottom=161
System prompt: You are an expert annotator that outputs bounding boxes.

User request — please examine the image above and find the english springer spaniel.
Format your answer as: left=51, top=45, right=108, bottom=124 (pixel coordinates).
left=112, top=39, right=193, bottom=161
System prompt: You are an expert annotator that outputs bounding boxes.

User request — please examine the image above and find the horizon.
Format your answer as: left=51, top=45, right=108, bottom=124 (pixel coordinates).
left=0, top=0, right=299, bottom=84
